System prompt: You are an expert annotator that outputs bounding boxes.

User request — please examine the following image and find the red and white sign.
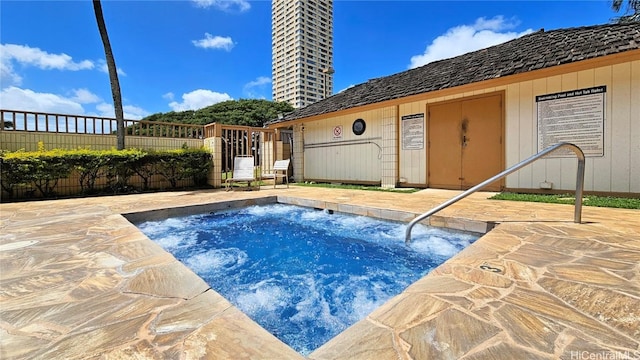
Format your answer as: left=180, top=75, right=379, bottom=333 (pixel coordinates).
left=333, top=125, right=343, bottom=139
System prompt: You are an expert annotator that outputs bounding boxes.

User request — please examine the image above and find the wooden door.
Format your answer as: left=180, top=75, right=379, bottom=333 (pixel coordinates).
left=428, top=94, right=503, bottom=191
left=428, top=101, right=462, bottom=189
left=461, top=95, right=503, bottom=190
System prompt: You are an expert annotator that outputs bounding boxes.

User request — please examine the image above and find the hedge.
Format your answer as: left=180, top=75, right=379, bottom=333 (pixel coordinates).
left=0, top=144, right=212, bottom=201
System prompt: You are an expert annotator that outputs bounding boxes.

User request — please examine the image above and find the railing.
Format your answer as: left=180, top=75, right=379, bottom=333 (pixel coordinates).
left=405, top=142, right=586, bottom=244
left=1, top=109, right=204, bottom=138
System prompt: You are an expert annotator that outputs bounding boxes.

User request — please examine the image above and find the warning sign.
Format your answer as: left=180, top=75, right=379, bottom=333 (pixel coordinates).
left=333, top=125, right=343, bottom=139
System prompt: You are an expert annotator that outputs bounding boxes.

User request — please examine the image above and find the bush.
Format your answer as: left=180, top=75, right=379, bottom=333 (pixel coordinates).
left=1, top=147, right=73, bottom=198
left=0, top=147, right=212, bottom=201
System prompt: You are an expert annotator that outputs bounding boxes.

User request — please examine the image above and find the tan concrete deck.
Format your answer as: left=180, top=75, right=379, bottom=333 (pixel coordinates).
left=1, top=187, right=638, bottom=359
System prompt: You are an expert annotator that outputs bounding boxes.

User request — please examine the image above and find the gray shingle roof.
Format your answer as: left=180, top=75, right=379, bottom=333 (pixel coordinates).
left=269, top=22, right=640, bottom=124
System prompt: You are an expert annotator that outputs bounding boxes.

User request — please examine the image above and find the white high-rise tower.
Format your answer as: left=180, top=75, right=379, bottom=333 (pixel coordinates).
left=272, top=0, right=334, bottom=108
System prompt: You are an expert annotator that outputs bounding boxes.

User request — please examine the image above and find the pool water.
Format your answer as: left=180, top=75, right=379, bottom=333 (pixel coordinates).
left=137, top=204, right=478, bottom=355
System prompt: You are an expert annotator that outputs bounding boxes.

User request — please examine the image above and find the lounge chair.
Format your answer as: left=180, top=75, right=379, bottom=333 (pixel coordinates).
left=225, top=156, right=258, bottom=191
left=262, top=159, right=290, bottom=188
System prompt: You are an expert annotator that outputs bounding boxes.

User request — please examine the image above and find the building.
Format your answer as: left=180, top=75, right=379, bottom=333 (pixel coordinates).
left=271, top=0, right=334, bottom=108
left=267, top=23, right=640, bottom=196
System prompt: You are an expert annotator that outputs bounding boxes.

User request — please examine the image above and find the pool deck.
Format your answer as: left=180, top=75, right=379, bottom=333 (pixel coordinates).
left=1, top=187, right=639, bottom=359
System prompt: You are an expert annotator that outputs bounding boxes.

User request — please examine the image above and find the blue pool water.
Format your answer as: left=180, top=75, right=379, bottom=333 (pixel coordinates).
left=137, top=204, right=478, bottom=355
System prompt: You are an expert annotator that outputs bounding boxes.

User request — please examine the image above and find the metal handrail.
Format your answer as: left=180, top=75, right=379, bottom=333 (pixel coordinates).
left=405, top=142, right=585, bottom=244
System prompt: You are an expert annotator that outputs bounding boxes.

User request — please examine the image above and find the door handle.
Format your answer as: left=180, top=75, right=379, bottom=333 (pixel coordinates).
left=461, top=118, right=469, bottom=147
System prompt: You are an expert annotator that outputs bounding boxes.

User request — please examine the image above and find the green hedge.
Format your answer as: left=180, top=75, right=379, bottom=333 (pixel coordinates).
left=0, top=146, right=212, bottom=201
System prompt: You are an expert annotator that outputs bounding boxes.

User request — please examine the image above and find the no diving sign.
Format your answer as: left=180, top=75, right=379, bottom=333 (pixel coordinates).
left=333, top=125, right=343, bottom=139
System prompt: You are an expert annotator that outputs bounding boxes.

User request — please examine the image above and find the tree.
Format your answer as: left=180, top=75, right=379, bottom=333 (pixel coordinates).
left=612, top=0, right=640, bottom=23
left=93, top=0, right=125, bottom=149
left=142, top=99, right=295, bottom=127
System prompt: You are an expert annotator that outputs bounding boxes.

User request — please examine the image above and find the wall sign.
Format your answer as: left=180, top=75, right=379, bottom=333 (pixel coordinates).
left=536, top=86, right=606, bottom=157
left=402, top=113, right=424, bottom=150
left=332, top=125, right=343, bottom=139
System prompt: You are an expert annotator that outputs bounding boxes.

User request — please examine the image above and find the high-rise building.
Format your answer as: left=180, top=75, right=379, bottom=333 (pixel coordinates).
left=272, top=0, right=333, bottom=108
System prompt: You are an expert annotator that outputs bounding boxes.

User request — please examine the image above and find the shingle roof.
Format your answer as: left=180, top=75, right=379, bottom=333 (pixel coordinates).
left=269, top=22, right=640, bottom=124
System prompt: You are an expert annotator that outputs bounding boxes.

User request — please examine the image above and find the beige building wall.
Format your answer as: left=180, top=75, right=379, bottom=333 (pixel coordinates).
left=504, top=60, right=640, bottom=194
left=0, top=132, right=203, bottom=152
left=396, top=59, right=639, bottom=194
left=301, top=107, right=394, bottom=183
left=288, top=57, right=638, bottom=194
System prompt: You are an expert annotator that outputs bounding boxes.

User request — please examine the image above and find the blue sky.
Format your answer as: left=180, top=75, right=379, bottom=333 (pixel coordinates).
left=0, top=0, right=623, bottom=119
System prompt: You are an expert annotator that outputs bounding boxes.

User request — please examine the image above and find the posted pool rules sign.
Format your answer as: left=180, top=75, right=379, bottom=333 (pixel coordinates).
left=536, top=85, right=605, bottom=157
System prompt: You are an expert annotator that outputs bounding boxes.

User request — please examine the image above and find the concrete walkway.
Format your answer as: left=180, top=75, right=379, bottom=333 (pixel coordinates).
left=1, top=187, right=638, bottom=359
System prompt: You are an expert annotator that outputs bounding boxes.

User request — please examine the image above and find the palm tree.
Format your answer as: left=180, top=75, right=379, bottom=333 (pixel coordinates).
left=612, top=0, right=640, bottom=23
left=93, top=0, right=125, bottom=150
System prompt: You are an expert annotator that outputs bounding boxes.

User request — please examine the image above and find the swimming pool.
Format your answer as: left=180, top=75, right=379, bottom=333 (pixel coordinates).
left=136, top=203, right=479, bottom=355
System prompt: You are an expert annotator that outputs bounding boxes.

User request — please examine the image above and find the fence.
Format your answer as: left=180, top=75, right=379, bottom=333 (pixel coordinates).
left=203, top=123, right=290, bottom=181
left=1, top=109, right=291, bottom=199
left=0, top=109, right=206, bottom=152
left=1, top=109, right=204, bottom=138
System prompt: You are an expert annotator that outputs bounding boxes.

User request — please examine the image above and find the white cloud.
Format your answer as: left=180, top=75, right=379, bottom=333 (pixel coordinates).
left=71, top=88, right=102, bottom=104
left=98, top=60, right=127, bottom=77
left=243, top=76, right=271, bottom=98
left=0, top=43, right=128, bottom=87
left=95, top=102, right=148, bottom=120
left=0, top=43, right=112, bottom=86
left=192, top=33, right=235, bottom=51
left=168, top=89, right=232, bottom=111
left=0, top=44, right=95, bottom=86
left=474, top=16, right=516, bottom=31
left=0, top=86, right=86, bottom=115
left=244, top=76, right=271, bottom=88
left=122, top=104, right=149, bottom=120
left=337, top=84, right=355, bottom=93
left=408, top=16, right=533, bottom=69
left=1, top=43, right=94, bottom=71
left=0, top=86, right=147, bottom=120
left=0, top=60, right=22, bottom=85
left=163, top=92, right=175, bottom=101
left=191, top=0, right=250, bottom=12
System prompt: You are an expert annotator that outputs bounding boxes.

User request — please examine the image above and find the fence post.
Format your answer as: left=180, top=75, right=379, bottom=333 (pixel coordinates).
left=204, top=123, right=222, bottom=188
left=292, top=124, right=304, bottom=183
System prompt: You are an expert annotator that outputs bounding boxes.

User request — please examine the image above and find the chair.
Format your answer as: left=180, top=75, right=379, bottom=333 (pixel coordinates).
left=262, top=159, right=290, bottom=188
left=225, top=156, right=258, bottom=191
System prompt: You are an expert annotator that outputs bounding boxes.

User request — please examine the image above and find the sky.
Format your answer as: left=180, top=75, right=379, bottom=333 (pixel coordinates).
left=0, top=0, right=625, bottom=120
